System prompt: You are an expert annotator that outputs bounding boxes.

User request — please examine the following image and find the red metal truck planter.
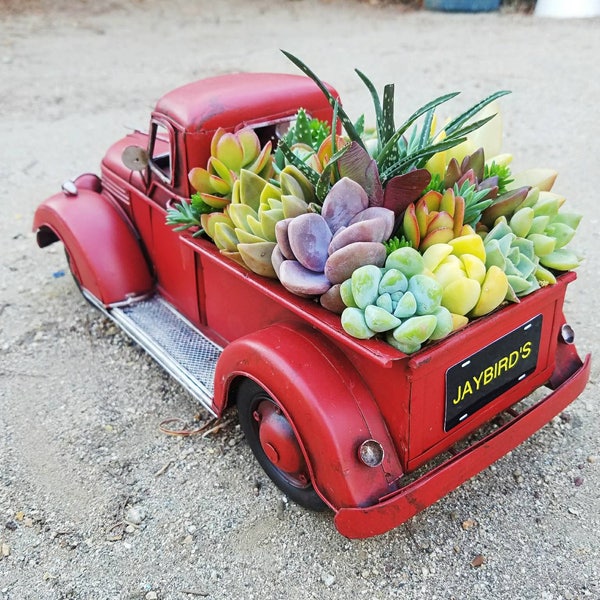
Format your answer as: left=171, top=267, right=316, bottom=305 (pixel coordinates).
left=33, top=72, right=591, bottom=539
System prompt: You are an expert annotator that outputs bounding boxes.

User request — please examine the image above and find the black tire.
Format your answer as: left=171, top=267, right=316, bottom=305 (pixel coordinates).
left=64, top=248, right=96, bottom=308
left=236, top=378, right=326, bottom=512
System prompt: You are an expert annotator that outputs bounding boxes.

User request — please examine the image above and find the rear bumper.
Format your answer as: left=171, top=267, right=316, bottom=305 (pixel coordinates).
left=334, top=350, right=591, bottom=539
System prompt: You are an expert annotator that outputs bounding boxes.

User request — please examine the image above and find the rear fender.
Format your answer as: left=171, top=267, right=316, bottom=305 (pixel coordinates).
left=213, top=322, right=404, bottom=510
left=33, top=184, right=153, bottom=306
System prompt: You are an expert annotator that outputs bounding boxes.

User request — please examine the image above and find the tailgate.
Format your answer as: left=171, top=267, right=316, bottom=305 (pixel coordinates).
left=405, top=271, right=575, bottom=470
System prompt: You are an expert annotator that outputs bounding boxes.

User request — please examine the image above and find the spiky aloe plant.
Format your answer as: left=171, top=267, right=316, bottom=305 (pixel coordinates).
left=280, top=49, right=510, bottom=199
left=273, top=107, right=331, bottom=172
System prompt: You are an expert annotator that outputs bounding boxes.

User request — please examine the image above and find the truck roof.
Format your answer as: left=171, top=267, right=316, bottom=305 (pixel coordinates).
left=153, top=72, right=337, bottom=133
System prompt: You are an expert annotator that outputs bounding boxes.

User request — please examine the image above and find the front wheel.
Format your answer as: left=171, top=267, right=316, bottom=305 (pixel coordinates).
left=236, top=379, right=326, bottom=512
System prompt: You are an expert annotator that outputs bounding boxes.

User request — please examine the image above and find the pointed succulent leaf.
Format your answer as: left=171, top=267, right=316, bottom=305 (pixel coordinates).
left=227, top=203, right=258, bottom=232
left=267, top=198, right=283, bottom=211
left=354, top=68, right=384, bottom=152
left=247, top=141, right=273, bottom=176
left=189, top=167, right=212, bottom=193
left=294, top=109, right=313, bottom=147
left=281, top=194, right=309, bottom=219
left=208, top=157, right=236, bottom=189
left=439, top=188, right=456, bottom=215
left=277, top=138, right=321, bottom=188
left=527, top=233, right=556, bottom=257
left=260, top=181, right=283, bottom=206
left=236, top=228, right=265, bottom=244
left=453, top=195, right=466, bottom=237
left=444, top=158, right=462, bottom=189
left=281, top=50, right=365, bottom=148
left=281, top=164, right=316, bottom=203
left=551, top=211, right=581, bottom=230
left=236, top=127, right=260, bottom=166
left=259, top=208, right=285, bottom=242
left=427, top=211, right=455, bottom=232
left=200, top=212, right=233, bottom=240
left=539, top=248, right=582, bottom=271
left=215, top=132, right=244, bottom=172
left=245, top=215, right=265, bottom=239
left=236, top=128, right=261, bottom=166
left=535, top=264, right=557, bottom=285
left=238, top=169, right=267, bottom=211
left=213, top=222, right=239, bottom=252
left=511, top=237, right=536, bottom=262
left=381, top=136, right=469, bottom=183
left=208, top=173, right=231, bottom=196
left=381, top=83, right=397, bottom=146
left=402, top=203, right=420, bottom=248
left=279, top=170, right=305, bottom=200
left=210, top=128, right=227, bottom=158
left=337, top=141, right=384, bottom=207
left=382, top=170, right=431, bottom=218
left=238, top=242, right=278, bottom=278
left=444, top=90, right=511, bottom=137
left=199, top=192, right=230, bottom=210
left=420, top=227, right=455, bottom=251
left=418, top=109, right=435, bottom=151
left=479, top=186, right=529, bottom=227
left=377, top=92, right=461, bottom=170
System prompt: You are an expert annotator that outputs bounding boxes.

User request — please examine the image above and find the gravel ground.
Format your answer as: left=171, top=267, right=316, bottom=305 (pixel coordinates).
left=1, top=1, right=598, bottom=599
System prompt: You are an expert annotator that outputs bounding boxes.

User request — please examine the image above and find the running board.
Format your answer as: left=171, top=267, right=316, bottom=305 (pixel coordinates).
left=105, top=296, right=222, bottom=416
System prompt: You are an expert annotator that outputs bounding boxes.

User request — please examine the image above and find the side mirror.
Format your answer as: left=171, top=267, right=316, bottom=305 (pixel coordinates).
left=122, top=145, right=149, bottom=171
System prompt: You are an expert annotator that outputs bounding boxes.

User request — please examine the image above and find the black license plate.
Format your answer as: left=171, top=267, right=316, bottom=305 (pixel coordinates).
left=444, top=314, right=542, bottom=431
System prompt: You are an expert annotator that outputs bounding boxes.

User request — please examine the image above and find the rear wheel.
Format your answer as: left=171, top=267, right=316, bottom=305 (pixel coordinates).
left=236, top=379, right=326, bottom=511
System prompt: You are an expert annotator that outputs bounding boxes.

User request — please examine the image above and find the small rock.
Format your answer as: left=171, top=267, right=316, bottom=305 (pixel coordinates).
left=125, top=506, right=145, bottom=525
left=321, top=573, right=336, bottom=587
left=125, top=525, right=136, bottom=534
left=145, top=592, right=158, bottom=600
left=4, top=521, right=17, bottom=531
left=462, top=518, right=477, bottom=530
left=276, top=498, right=286, bottom=519
left=470, top=554, right=485, bottom=568
left=587, top=455, right=597, bottom=463
left=567, top=507, right=579, bottom=516
left=573, top=476, right=584, bottom=487
left=182, top=535, right=193, bottom=545
left=1, top=543, right=10, bottom=557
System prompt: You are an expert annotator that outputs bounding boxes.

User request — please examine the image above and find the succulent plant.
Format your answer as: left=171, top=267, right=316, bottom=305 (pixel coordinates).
left=273, top=107, right=332, bottom=173
left=188, top=127, right=273, bottom=209
left=273, top=177, right=394, bottom=302
left=201, top=165, right=311, bottom=277
left=340, top=247, right=458, bottom=354
left=280, top=50, right=510, bottom=208
left=483, top=217, right=544, bottom=298
left=423, top=237, right=509, bottom=318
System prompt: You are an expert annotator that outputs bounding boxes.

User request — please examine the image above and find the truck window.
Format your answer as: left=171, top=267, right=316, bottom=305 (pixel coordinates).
left=149, top=121, right=173, bottom=184
left=242, top=116, right=297, bottom=151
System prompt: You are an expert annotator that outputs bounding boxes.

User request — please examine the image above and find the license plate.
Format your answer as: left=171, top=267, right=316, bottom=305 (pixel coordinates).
left=444, top=314, right=543, bottom=431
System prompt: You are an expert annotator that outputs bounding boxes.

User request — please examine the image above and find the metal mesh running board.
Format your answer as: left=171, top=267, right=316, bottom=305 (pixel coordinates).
left=110, top=296, right=222, bottom=415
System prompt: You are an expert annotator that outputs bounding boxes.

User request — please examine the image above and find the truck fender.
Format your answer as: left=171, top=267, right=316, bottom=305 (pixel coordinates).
left=33, top=185, right=153, bottom=306
left=213, top=322, right=404, bottom=510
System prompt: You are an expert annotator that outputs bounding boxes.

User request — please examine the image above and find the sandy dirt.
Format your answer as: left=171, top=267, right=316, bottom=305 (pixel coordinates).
left=0, top=1, right=598, bottom=599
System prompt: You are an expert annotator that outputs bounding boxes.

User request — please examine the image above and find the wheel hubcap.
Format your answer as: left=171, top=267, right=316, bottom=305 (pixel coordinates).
left=253, top=399, right=309, bottom=486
